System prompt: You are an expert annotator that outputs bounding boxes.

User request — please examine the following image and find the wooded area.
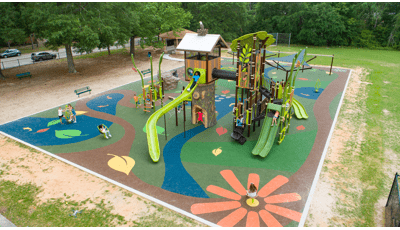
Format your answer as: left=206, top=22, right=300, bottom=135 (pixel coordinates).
left=0, top=2, right=399, bottom=74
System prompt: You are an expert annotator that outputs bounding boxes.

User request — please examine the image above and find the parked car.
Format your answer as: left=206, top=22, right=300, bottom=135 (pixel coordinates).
left=31, top=52, right=57, bottom=62
left=0, top=49, right=21, bottom=58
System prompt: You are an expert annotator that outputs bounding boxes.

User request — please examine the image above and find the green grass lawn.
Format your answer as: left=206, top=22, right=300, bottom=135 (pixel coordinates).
left=269, top=45, right=400, bottom=226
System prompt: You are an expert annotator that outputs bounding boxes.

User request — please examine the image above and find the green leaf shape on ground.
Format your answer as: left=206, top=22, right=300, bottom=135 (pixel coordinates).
left=143, top=124, right=166, bottom=136
left=47, top=119, right=60, bottom=127
left=38, top=123, right=125, bottom=153
left=55, top=130, right=88, bottom=139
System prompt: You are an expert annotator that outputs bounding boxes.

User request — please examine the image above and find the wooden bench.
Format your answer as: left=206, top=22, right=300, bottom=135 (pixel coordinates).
left=74, top=86, right=92, bottom=97
left=16, top=72, right=32, bottom=80
left=141, top=69, right=151, bottom=75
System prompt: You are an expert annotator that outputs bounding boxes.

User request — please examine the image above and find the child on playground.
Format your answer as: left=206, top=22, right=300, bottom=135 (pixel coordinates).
left=272, top=110, right=285, bottom=126
left=68, top=104, right=77, bottom=123
left=236, top=115, right=244, bottom=127
left=177, top=86, right=185, bottom=113
left=187, top=71, right=200, bottom=92
left=133, top=93, right=140, bottom=108
left=247, top=183, right=258, bottom=198
left=58, top=107, right=65, bottom=124
left=99, top=124, right=112, bottom=139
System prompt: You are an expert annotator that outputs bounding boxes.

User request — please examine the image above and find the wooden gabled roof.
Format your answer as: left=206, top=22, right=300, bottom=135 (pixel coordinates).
left=176, top=33, right=228, bottom=53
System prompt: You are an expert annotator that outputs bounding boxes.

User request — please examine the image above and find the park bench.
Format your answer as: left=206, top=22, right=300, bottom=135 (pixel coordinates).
left=141, top=69, right=151, bottom=76
left=16, top=72, right=32, bottom=80
left=74, top=86, right=92, bottom=97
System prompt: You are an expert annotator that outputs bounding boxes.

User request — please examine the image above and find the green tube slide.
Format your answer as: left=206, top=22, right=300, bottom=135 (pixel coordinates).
left=146, top=79, right=198, bottom=162
left=292, top=98, right=308, bottom=119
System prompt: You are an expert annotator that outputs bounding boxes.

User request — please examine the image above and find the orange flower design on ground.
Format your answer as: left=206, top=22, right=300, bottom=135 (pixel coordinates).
left=190, top=170, right=302, bottom=227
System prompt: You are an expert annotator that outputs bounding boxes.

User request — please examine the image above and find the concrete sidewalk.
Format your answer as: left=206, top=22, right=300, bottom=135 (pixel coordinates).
left=0, top=214, right=16, bottom=227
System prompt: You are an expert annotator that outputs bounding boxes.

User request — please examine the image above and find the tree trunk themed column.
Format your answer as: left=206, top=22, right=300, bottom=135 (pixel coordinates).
left=191, top=81, right=217, bottom=128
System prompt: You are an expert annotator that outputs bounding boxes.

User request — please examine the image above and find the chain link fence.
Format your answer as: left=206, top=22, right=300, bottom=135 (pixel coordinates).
left=269, top=33, right=291, bottom=47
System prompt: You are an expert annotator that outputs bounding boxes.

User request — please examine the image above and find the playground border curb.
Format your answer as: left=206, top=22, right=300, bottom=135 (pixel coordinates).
left=0, top=213, right=16, bottom=227
left=298, top=69, right=353, bottom=227
left=0, top=64, right=222, bottom=227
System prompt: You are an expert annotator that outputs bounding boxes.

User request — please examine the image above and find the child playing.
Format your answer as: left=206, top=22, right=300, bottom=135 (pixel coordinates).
left=271, top=110, right=280, bottom=126
left=187, top=71, right=200, bottom=92
left=247, top=183, right=258, bottom=199
left=98, top=124, right=112, bottom=139
left=133, top=93, right=140, bottom=108
left=236, top=115, right=244, bottom=127
left=58, top=107, right=64, bottom=124
left=197, top=111, right=204, bottom=123
left=177, top=86, right=185, bottom=113
left=68, top=104, right=77, bottom=123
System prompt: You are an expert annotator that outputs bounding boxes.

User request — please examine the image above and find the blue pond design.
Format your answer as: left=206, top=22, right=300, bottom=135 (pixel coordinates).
left=161, top=95, right=235, bottom=198
left=294, top=87, right=325, bottom=100
left=86, top=93, right=124, bottom=116
left=0, top=115, right=113, bottom=146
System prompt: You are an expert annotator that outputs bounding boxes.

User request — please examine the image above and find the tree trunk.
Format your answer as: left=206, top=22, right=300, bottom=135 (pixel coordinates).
left=107, top=45, right=111, bottom=55
left=130, top=36, right=136, bottom=57
left=30, top=34, right=34, bottom=50
left=0, top=65, right=5, bottom=80
left=65, top=43, right=77, bottom=73
left=7, top=41, right=11, bottom=49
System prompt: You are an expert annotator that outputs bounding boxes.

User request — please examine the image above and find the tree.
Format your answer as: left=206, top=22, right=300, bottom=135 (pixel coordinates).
left=183, top=2, right=248, bottom=42
left=129, top=2, right=192, bottom=56
left=0, top=3, right=26, bottom=49
left=31, top=2, right=136, bottom=73
left=96, top=3, right=139, bottom=55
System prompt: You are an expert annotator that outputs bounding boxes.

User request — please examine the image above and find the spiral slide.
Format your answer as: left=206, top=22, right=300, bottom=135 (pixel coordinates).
left=252, top=115, right=280, bottom=158
left=146, top=78, right=198, bottom=162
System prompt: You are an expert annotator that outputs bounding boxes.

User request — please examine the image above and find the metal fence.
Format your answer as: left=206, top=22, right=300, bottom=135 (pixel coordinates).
left=1, top=39, right=141, bottom=70
left=385, top=172, right=400, bottom=227
left=269, top=33, right=291, bottom=47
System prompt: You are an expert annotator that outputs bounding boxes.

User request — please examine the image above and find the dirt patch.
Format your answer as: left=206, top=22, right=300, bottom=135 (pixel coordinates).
left=0, top=47, right=205, bottom=227
left=305, top=67, right=370, bottom=227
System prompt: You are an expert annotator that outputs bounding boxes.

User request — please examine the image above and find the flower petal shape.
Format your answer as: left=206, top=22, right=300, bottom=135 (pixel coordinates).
left=246, top=211, right=260, bottom=227
left=265, top=204, right=302, bottom=222
left=247, top=173, right=260, bottom=191
left=206, top=185, right=242, bottom=200
left=264, top=193, right=301, bottom=204
left=258, top=175, right=289, bottom=198
left=217, top=207, right=247, bottom=227
left=259, top=210, right=282, bottom=227
left=220, top=170, right=247, bottom=195
left=191, top=201, right=241, bottom=215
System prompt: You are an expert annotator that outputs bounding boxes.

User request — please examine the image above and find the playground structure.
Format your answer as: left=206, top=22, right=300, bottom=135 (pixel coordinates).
left=131, top=53, right=165, bottom=113
left=228, top=31, right=309, bottom=158
left=145, top=22, right=232, bottom=162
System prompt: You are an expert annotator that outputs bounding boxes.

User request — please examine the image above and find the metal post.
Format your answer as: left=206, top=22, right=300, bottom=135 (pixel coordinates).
left=276, top=33, right=279, bottom=46
left=164, top=115, right=167, bottom=140
left=183, top=101, right=186, bottom=138
left=175, top=107, right=178, bottom=126
left=18, top=59, right=20, bottom=67
left=330, top=55, right=334, bottom=75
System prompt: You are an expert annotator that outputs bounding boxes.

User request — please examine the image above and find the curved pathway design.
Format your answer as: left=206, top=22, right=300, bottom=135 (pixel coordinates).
left=161, top=97, right=235, bottom=198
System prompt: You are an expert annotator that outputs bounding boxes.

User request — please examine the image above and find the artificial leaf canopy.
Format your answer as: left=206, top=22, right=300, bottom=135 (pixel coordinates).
left=230, top=31, right=275, bottom=52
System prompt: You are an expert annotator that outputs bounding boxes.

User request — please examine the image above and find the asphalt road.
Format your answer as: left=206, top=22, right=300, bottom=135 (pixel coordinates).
left=0, top=40, right=137, bottom=70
